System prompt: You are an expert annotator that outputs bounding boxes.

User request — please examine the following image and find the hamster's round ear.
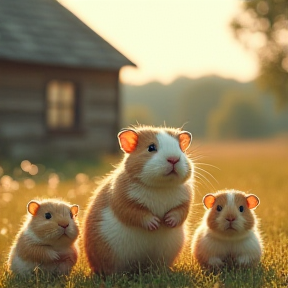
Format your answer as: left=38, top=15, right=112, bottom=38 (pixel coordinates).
left=179, top=131, right=192, bottom=152
left=246, top=194, right=260, bottom=209
left=70, top=205, right=79, bottom=217
left=203, top=194, right=216, bottom=209
left=118, top=129, right=138, bottom=153
left=27, top=201, right=41, bottom=216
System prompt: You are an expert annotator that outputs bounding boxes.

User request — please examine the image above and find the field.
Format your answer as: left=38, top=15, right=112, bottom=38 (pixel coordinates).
left=0, top=137, right=287, bottom=287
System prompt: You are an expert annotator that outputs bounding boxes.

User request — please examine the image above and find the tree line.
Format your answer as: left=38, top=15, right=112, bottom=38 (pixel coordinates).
left=121, top=76, right=288, bottom=140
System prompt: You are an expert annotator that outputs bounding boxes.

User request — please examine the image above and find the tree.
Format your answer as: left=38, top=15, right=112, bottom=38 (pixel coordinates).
left=208, top=92, right=269, bottom=139
left=231, top=0, right=288, bottom=108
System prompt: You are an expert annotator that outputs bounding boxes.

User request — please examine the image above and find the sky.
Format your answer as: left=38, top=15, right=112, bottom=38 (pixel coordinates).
left=58, top=0, right=258, bottom=86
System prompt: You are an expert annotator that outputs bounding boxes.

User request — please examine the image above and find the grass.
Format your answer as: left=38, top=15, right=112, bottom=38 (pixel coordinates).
left=0, top=137, right=287, bottom=287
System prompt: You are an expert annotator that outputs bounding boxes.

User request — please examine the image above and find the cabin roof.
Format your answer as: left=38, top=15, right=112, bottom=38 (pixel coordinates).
left=0, top=0, right=135, bottom=70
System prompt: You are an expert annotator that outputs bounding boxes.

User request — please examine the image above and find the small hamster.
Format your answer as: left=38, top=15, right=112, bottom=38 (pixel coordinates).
left=83, top=125, right=194, bottom=275
left=7, top=199, right=79, bottom=275
left=191, top=189, right=263, bottom=268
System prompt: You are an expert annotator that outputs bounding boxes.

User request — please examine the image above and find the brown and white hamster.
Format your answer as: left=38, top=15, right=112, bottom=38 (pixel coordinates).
left=8, top=199, right=79, bottom=275
left=83, top=125, right=194, bottom=275
left=191, top=189, right=263, bottom=268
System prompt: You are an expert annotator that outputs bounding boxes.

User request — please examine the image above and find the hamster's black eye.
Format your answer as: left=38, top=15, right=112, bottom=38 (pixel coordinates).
left=216, top=205, right=222, bottom=212
left=70, top=212, right=73, bottom=219
left=239, top=206, right=244, bottom=212
left=148, top=144, right=157, bottom=152
left=45, top=212, right=52, bottom=219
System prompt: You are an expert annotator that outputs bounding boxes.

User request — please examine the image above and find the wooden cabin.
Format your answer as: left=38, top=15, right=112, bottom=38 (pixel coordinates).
left=0, top=0, right=135, bottom=160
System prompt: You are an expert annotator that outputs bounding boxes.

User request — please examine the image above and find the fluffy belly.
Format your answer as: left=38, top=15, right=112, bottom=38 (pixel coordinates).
left=10, top=254, right=36, bottom=275
left=100, top=207, right=185, bottom=269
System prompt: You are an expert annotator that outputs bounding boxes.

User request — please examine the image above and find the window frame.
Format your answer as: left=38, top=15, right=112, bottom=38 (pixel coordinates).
left=45, top=79, right=80, bottom=134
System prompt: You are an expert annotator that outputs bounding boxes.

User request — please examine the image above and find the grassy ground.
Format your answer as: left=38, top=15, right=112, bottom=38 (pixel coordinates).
left=0, top=137, right=287, bottom=287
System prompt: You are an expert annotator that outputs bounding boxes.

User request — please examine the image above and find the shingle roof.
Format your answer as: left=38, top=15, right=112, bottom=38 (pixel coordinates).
left=0, top=0, right=135, bottom=70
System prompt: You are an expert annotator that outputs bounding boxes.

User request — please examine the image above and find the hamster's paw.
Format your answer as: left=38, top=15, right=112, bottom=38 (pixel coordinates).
left=143, top=214, right=161, bottom=231
left=208, top=257, right=224, bottom=267
left=59, top=252, right=77, bottom=265
left=56, top=261, right=74, bottom=275
left=163, top=211, right=181, bottom=228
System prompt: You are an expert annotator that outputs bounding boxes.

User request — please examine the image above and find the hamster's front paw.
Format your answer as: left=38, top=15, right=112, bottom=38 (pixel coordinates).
left=163, top=211, right=181, bottom=228
left=55, top=260, right=74, bottom=275
left=142, top=214, right=161, bottom=231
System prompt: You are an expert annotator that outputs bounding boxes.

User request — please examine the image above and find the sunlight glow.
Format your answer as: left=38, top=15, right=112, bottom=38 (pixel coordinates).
left=58, top=0, right=258, bottom=85
left=23, top=179, right=36, bottom=190
left=21, top=160, right=39, bottom=176
left=20, top=160, right=31, bottom=172
left=1, top=175, right=13, bottom=191
left=48, top=173, right=60, bottom=190
left=0, top=228, right=8, bottom=236
left=75, top=173, right=90, bottom=196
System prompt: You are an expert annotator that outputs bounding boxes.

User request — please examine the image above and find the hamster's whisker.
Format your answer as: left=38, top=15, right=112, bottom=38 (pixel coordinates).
left=193, top=176, right=208, bottom=191
left=190, top=155, right=207, bottom=162
left=193, top=168, right=215, bottom=185
left=193, top=178, right=211, bottom=192
left=193, top=171, right=216, bottom=191
left=193, top=162, right=220, bottom=170
left=194, top=166, right=218, bottom=185
left=188, top=144, right=205, bottom=154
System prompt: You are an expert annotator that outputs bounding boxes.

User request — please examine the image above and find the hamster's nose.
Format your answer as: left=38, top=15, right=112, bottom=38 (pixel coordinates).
left=226, top=217, right=235, bottom=222
left=59, top=223, right=69, bottom=229
left=167, top=157, right=180, bottom=165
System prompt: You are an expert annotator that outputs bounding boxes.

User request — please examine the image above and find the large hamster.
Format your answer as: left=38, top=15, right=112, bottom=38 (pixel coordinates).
left=8, top=199, right=79, bottom=275
left=191, top=189, right=263, bottom=267
left=83, top=125, right=194, bottom=275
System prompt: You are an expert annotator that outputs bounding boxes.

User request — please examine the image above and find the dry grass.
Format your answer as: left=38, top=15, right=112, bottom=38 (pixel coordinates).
left=0, top=138, right=287, bottom=287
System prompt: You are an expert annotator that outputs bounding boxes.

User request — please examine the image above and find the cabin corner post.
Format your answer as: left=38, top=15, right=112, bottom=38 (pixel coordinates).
left=114, top=70, right=121, bottom=153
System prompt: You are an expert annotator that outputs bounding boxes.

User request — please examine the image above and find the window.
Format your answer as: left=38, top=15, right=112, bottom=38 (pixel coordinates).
left=46, top=80, right=77, bottom=130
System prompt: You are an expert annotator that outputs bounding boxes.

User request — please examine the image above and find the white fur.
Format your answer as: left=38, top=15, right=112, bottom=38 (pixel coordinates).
left=128, top=182, right=191, bottom=218
left=23, top=227, right=42, bottom=243
left=227, top=192, right=235, bottom=207
left=9, top=254, right=37, bottom=275
left=157, top=132, right=182, bottom=159
left=193, top=224, right=262, bottom=265
left=127, top=131, right=192, bottom=217
left=140, top=132, right=192, bottom=188
left=100, top=206, right=185, bottom=271
left=9, top=228, right=42, bottom=274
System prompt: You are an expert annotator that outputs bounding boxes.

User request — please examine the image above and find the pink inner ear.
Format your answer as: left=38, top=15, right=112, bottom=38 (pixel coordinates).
left=203, top=194, right=215, bottom=209
left=118, top=130, right=138, bottom=153
left=71, top=205, right=79, bottom=216
left=27, top=201, right=41, bottom=216
left=179, top=132, right=192, bottom=152
left=246, top=195, right=259, bottom=209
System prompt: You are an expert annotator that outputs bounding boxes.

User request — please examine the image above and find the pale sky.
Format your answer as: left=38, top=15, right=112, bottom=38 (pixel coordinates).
left=58, top=0, right=258, bottom=85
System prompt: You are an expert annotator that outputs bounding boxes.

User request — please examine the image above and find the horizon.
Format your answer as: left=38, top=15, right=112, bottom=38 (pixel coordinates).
left=121, top=73, right=257, bottom=87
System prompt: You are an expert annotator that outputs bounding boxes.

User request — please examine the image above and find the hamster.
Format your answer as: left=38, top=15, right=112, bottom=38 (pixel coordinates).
left=191, top=189, right=263, bottom=268
left=83, top=125, right=194, bottom=275
left=7, top=199, right=79, bottom=276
